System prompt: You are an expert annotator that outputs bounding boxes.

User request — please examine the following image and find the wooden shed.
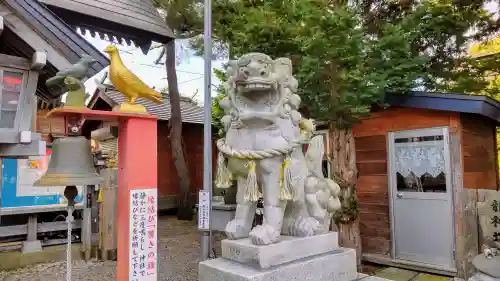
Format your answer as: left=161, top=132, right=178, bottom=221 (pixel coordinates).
left=353, top=92, right=499, bottom=278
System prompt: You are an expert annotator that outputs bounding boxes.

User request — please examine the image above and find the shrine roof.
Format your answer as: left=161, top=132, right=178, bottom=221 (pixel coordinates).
left=38, top=0, right=175, bottom=53
left=387, top=92, right=500, bottom=124
left=89, top=84, right=205, bottom=124
left=2, top=0, right=109, bottom=101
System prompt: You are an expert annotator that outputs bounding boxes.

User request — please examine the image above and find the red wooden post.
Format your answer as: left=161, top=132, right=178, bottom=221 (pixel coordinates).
left=117, top=116, right=158, bottom=281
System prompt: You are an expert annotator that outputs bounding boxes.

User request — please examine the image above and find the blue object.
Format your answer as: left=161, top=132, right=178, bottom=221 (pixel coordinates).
left=1, top=158, right=83, bottom=208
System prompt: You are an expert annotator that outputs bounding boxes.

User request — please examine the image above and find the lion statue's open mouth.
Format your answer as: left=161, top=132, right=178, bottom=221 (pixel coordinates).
left=230, top=53, right=280, bottom=108
left=234, top=77, right=279, bottom=121
left=236, top=80, right=274, bottom=93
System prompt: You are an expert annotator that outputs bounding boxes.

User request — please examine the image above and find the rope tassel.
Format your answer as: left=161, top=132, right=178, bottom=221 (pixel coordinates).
left=215, top=152, right=232, bottom=188
left=280, top=156, right=295, bottom=201
left=244, top=160, right=260, bottom=202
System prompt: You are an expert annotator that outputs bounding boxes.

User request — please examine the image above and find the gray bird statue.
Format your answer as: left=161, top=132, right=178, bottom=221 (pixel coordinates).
left=46, top=54, right=97, bottom=87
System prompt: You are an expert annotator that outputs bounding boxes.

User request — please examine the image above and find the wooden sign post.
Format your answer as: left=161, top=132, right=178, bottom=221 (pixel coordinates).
left=46, top=108, right=159, bottom=281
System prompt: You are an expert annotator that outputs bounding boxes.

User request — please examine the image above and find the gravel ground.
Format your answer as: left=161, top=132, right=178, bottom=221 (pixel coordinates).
left=0, top=216, right=224, bottom=281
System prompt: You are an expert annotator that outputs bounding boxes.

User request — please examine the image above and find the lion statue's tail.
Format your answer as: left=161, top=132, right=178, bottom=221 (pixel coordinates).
left=304, top=135, right=342, bottom=234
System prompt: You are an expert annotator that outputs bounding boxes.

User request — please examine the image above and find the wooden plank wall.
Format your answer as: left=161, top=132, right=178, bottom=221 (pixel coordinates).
left=157, top=122, right=217, bottom=199
left=460, top=114, right=499, bottom=190
left=352, top=107, right=457, bottom=256
left=355, top=135, right=391, bottom=255
left=36, top=111, right=66, bottom=137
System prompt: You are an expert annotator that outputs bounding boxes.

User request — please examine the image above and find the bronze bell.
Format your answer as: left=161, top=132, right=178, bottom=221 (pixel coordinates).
left=35, top=136, right=103, bottom=187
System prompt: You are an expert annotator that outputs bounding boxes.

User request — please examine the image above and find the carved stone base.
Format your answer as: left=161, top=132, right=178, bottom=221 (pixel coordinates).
left=199, top=247, right=356, bottom=281
left=221, top=232, right=338, bottom=269
left=199, top=233, right=354, bottom=281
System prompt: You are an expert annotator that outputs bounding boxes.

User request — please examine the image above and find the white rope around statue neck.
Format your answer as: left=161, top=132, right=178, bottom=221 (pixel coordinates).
left=216, top=137, right=303, bottom=160
left=215, top=137, right=307, bottom=202
left=66, top=206, right=74, bottom=281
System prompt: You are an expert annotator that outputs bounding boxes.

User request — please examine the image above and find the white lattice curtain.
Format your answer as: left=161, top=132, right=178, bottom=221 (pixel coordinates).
left=394, top=141, right=445, bottom=177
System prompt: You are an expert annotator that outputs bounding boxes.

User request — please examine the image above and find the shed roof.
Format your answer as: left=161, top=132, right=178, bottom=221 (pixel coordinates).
left=92, top=85, right=205, bottom=124
left=387, top=92, right=500, bottom=124
left=2, top=0, right=109, bottom=101
left=38, top=0, right=175, bottom=53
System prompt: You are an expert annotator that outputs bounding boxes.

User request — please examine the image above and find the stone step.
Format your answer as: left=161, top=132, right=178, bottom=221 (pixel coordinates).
left=221, top=232, right=339, bottom=269
left=199, top=247, right=356, bottom=281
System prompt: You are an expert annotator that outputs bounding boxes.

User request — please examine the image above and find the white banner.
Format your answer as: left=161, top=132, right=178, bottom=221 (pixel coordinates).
left=198, top=190, right=210, bottom=231
left=129, top=188, right=158, bottom=281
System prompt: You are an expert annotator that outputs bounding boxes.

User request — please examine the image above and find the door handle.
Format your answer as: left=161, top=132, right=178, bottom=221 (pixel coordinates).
left=396, top=193, right=403, bottom=198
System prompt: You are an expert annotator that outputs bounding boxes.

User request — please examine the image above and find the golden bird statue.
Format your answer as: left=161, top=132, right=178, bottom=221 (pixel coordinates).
left=103, top=44, right=163, bottom=113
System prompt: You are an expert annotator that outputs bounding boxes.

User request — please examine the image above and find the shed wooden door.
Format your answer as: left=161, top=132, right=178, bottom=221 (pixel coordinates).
left=388, top=127, right=455, bottom=271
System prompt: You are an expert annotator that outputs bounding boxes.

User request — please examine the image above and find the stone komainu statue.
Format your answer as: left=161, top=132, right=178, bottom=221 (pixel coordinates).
left=215, top=53, right=342, bottom=245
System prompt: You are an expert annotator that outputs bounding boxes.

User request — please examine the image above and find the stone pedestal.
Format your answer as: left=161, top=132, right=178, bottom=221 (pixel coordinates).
left=211, top=203, right=236, bottom=232
left=199, top=232, right=358, bottom=281
left=222, top=232, right=339, bottom=268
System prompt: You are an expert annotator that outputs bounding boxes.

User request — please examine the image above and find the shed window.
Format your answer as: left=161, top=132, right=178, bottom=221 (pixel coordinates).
left=0, top=69, right=24, bottom=128
left=394, top=134, right=447, bottom=193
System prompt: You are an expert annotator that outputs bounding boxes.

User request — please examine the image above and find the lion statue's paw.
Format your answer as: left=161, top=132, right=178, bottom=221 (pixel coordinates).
left=290, top=216, right=320, bottom=237
left=249, top=224, right=280, bottom=245
left=225, top=219, right=252, bottom=240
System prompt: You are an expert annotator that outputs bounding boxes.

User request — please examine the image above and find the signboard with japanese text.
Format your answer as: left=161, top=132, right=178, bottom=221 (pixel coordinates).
left=198, top=190, right=210, bottom=231
left=478, top=190, right=500, bottom=247
left=129, top=189, right=158, bottom=281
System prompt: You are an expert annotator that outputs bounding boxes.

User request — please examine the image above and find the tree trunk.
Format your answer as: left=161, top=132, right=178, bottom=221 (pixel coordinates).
left=165, top=40, right=193, bottom=220
left=329, top=125, right=362, bottom=269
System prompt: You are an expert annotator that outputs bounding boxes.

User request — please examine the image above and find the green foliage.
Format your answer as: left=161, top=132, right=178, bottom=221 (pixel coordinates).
left=152, top=0, right=203, bottom=38
left=211, top=94, right=225, bottom=137
left=470, top=35, right=500, bottom=57
left=188, top=0, right=499, bottom=128
left=333, top=196, right=359, bottom=224
left=155, top=0, right=500, bottom=127
left=294, top=9, right=426, bottom=127
left=212, top=68, right=229, bottom=138
left=468, top=35, right=500, bottom=98
left=362, top=1, right=499, bottom=91
left=156, top=0, right=500, bottom=223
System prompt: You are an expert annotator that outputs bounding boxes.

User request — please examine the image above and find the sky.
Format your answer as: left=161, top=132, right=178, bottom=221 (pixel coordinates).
left=81, top=31, right=226, bottom=105
left=486, top=2, right=499, bottom=16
